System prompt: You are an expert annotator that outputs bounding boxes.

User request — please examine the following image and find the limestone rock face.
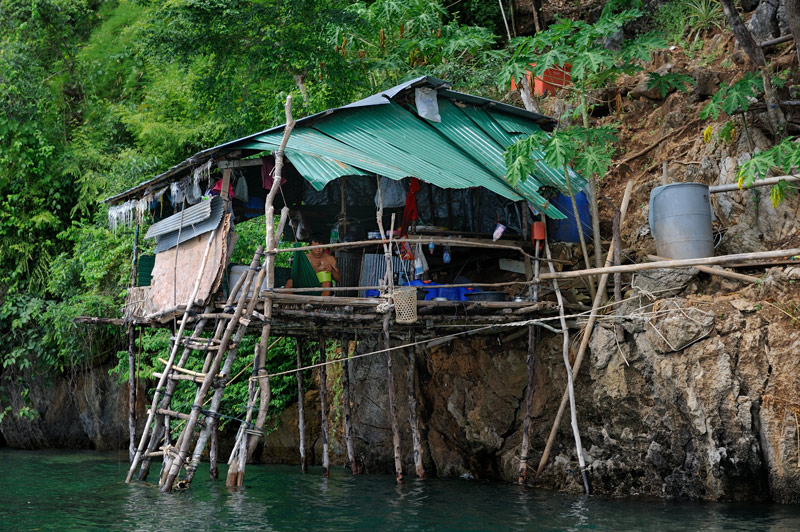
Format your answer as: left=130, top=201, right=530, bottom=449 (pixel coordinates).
left=257, top=276, right=800, bottom=503
left=0, top=363, right=143, bottom=451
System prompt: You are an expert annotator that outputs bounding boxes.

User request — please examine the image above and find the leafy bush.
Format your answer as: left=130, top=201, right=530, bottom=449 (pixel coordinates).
left=646, top=72, right=696, bottom=98
left=737, top=138, right=800, bottom=207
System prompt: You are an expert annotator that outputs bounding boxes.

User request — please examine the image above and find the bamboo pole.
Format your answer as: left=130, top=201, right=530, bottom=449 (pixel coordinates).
left=384, top=314, right=404, bottom=483
left=709, top=175, right=800, bottom=193
left=340, top=335, right=359, bottom=474
left=127, top=222, right=140, bottom=463
left=535, top=180, right=634, bottom=479
left=539, top=247, right=800, bottom=281
left=209, top=418, right=219, bottom=479
left=277, top=236, right=541, bottom=256
left=161, top=246, right=264, bottom=492
left=126, top=228, right=218, bottom=483
left=319, top=334, right=330, bottom=478
left=407, top=333, right=425, bottom=478
left=545, top=231, right=589, bottom=494
left=296, top=339, right=308, bottom=473
left=127, top=324, right=137, bottom=463
left=647, top=255, right=760, bottom=283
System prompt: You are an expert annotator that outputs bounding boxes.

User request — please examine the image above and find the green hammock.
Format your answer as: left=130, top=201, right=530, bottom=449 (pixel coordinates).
left=291, top=250, right=322, bottom=296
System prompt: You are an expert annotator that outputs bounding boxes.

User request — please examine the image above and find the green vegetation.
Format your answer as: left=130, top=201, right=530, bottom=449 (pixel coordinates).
left=0, top=0, right=505, bottom=424
left=1, top=0, right=797, bottom=431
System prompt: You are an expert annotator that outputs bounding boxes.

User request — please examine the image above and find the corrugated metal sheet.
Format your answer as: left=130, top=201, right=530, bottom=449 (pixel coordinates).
left=247, top=128, right=412, bottom=183
left=145, top=196, right=221, bottom=238
left=150, top=196, right=224, bottom=254
left=358, top=254, right=412, bottom=297
left=284, top=150, right=369, bottom=190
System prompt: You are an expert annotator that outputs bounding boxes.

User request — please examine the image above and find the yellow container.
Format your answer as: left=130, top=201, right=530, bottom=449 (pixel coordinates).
left=316, top=270, right=332, bottom=283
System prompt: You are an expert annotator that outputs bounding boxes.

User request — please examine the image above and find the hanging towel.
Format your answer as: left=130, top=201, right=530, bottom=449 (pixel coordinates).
left=290, top=250, right=322, bottom=296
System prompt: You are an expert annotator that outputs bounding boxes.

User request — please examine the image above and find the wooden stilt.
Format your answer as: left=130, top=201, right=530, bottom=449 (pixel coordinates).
left=128, top=222, right=140, bottom=464
left=518, top=324, right=536, bottom=485
left=319, top=334, right=330, bottom=478
left=384, top=314, right=404, bottom=483
left=340, top=335, right=359, bottom=474
left=544, top=230, right=590, bottom=495
left=535, top=180, right=634, bottom=479
left=209, top=418, right=219, bottom=480
left=296, top=338, right=308, bottom=473
left=127, top=325, right=137, bottom=463
left=407, top=334, right=425, bottom=478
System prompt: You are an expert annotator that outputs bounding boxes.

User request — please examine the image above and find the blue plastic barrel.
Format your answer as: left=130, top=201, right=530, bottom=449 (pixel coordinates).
left=547, top=191, right=593, bottom=243
left=649, top=183, right=714, bottom=259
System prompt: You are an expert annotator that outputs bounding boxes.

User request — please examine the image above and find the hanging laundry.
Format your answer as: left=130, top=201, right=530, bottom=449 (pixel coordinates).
left=400, top=177, right=420, bottom=237
left=233, top=170, right=249, bottom=202
left=261, top=156, right=288, bottom=189
left=211, top=178, right=235, bottom=198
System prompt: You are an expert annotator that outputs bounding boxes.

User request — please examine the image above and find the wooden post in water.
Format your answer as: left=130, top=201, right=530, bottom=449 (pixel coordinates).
left=517, top=323, right=536, bottom=485
left=319, top=334, right=330, bottom=478
left=407, top=335, right=425, bottom=478
left=384, top=314, right=404, bottom=483
left=127, top=222, right=140, bottom=463
left=127, top=324, right=137, bottom=463
left=296, top=338, right=308, bottom=473
left=209, top=418, right=219, bottom=480
left=340, top=335, right=359, bottom=474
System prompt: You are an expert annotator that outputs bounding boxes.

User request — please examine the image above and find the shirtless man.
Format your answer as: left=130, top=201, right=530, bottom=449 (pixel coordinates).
left=285, top=232, right=341, bottom=296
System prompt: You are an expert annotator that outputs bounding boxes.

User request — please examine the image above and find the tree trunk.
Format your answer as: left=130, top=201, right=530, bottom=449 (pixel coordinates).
left=785, top=0, right=800, bottom=67
left=530, top=0, right=544, bottom=32
left=519, top=75, right=541, bottom=114
left=719, top=0, right=786, bottom=134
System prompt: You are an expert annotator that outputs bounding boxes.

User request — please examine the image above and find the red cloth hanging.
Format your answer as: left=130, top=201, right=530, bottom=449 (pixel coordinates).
left=211, top=178, right=235, bottom=198
left=400, top=178, right=421, bottom=237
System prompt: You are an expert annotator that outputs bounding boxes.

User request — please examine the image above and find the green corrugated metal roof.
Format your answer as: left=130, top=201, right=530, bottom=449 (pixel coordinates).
left=285, top=150, right=369, bottom=190
left=244, top=128, right=412, bottom=182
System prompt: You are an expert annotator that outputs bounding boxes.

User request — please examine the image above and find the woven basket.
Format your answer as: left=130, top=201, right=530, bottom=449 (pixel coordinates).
left=393, top=287, right=418, bottom=324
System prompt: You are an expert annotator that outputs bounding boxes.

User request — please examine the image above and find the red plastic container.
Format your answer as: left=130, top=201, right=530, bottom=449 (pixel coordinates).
left=532, top=221, right=546, bottom=242
left=510, top=64, right=572, bottom=96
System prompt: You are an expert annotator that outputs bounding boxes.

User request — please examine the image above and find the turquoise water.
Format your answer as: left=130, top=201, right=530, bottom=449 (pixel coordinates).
left=0, top=449, right=798, bottom=531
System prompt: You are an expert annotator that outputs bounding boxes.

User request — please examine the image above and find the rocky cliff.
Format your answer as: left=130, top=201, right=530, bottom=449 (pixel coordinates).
left=259, top=266, right=800, bottom=503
